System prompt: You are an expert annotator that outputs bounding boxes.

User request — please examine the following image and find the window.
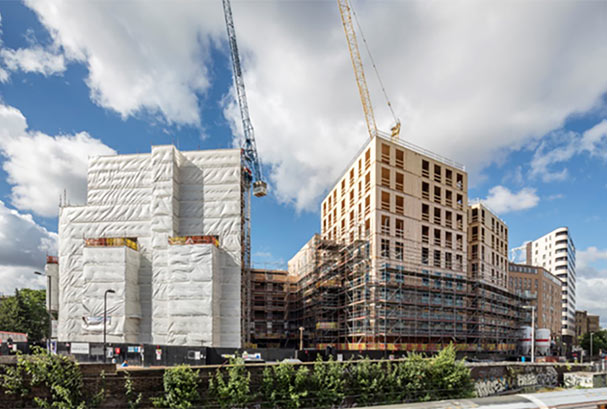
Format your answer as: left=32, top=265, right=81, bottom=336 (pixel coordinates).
left=434, top=228, right=441, bottom=246
left=395, top=149, right=404, bottom=167
left=434, top=164, right=442, bottom=183
left=381, top=239, right=390, bottom=258
left=434, top=207, right=441, bottom=224
left=422, top=247, right=429, bottom=265
left=396, top=172, right=404, bottom=191
left=395, top=218, right=404, bottom=238
left=381, top=192, right=390, bottom=211
left=456, top=173, right=463, bottom=190
left=434, top=250, right=441, bottom=267
left=395, top=242, right=404, bottom=261
left=381, top=144, right=391, bottom=164
left=381, top=167, right=390, bottom=187
left=395, top=195, right=404, bottom=213
left=381, top=215, right=390, bottom=234
left=422, top=182, right=430, bottom=200
left=445, top=169, right=453, bottom=186
left=422, top=226, right=429, bottom=244
left=434, top=186, right=441, bottom=204
left=422, top=204, right=430, bottom=222
left=422, top=160, right=430, bottom=178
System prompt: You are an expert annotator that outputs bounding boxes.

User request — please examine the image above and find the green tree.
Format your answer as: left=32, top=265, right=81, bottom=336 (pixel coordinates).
left=0, top=289, right=50, bottom=342
left=580, top=329, right=607, bottom=355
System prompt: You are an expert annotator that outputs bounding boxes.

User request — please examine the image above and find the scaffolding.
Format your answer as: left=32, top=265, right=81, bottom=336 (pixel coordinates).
left=286, top=237, right=525, bottom=355
left=248, top=268, right=289, bottom=348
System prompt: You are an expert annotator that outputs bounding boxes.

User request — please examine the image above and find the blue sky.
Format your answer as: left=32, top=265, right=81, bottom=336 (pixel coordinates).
left=0, top=1, right=606, bottom=324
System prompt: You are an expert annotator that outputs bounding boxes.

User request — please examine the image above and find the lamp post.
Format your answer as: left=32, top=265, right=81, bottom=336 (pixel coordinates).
left=299, top=326, right=304, bottom=351
left=103, top=289, right=115, bottom=363
left=34, top=271, right=52, bottom=350
left=523, top=305, right=535, bottom=363
left=590, top=332, right=594, bottom=360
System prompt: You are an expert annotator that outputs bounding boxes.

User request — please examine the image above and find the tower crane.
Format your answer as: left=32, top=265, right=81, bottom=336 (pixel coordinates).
left=222, top=0, right=268, bottom=198
left=337, top=0, right=401, bottom=141
left=222, top=0, right=267, bottom=346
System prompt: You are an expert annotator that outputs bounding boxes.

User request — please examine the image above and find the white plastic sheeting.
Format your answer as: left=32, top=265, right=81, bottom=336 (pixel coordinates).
left=56, top=145, right=243, bottom=347
left=44, top=262, right=59, bottom=313
left=82, top=246, right=140, bottom=343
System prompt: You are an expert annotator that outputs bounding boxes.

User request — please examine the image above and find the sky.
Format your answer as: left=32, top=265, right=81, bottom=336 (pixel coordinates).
left=0, top=0, right=606, bottom=326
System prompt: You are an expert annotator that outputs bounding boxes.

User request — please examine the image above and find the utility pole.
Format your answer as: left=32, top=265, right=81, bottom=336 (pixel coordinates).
left=103, top=289, right=115, bottom=363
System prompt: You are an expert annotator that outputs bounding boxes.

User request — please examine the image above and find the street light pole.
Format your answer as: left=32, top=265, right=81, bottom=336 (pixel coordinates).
left=590, top=332, right=593, bottom=360
left=103, top=289, right=115, bottom=363
left=523, top=305, right=535, bottom=363
left=299, top=326, right=304, bottom=351
left=34, top=271, right=52, bottom=350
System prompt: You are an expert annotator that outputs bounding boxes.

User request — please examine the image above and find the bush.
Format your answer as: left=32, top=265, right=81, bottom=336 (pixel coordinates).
left=388, top=353, right=430, bottom=403
left=347, top=358, right=391, bottom=406
left=124, top=371, right=142, bottom=409
left=208, top=357, right=253, bottom=409
left=261, top=362, right=309, bottom=409
left=152, top=365, right=200, bottom=409
left=0, top=346, right=99, bottom=408
left=309, top=356, right=345, bottom=408
left=427, top=345, right=474, bottom=400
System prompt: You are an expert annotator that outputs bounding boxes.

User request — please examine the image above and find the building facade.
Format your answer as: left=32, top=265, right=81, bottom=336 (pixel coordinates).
left=52, top=146, right=245, bottom=348
left=284, top=135, right=524, bottom=354
left=575, top=310, right=601, bottom=344
left=525, top=228, right=576, bottom=342
left=508, top=263, right=562, bottom=337
left=248, top=268, right=289, bottom=348
left=467, top=203, right=508, bottom=289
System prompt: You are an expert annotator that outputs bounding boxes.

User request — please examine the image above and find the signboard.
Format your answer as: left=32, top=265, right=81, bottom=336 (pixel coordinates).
left=84, top=237, right=138, bottom=250
left=168, top=235, right=219, bottom=247
left=70, top=342, right=90, bottom=355
left=156, top=349, right=162, bottom=361
left=51, top=320, right=58, bottom=338
left=127, top=346, right=142, bottom=353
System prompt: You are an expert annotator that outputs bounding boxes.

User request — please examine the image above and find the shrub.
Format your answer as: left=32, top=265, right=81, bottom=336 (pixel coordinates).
left=309, top=356, right=345, bottom=408
left=347, top=358, right=391, bottom=406
left=388, top=353, right=430, bottom=403
left=124, top=371, right=142, bottom=409
left=427, top=345, right=474, bottom=400
left=208, top=357, right=252, bottom=409
left=261, top=362, right=310, bottom=409
left=152, top=365, right=200, bottom=409
left=0, top=346, right=96, bottom=409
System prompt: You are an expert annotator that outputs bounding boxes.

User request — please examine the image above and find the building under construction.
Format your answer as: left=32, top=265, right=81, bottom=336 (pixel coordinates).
left=286, top=135, right=526, bottom=354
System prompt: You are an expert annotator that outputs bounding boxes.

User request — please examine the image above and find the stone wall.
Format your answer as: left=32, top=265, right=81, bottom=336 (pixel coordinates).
left=0, top=361, right=595, bottom=408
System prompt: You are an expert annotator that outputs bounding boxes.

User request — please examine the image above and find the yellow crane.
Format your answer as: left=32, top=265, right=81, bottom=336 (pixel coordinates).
left=337, top=0, right=400, bottom=141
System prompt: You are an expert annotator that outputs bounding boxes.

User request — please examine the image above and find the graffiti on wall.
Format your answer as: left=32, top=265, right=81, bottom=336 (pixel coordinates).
left=473, top=365, right=558, bottom=398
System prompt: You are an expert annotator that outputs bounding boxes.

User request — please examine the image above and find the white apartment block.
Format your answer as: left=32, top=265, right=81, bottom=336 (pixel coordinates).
left=51, top=145, right=244, bottom=348
left=525, top=227, right=576, bottom=339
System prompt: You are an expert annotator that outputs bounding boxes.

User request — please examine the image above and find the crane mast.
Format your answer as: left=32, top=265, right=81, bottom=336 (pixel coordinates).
left=222, top=0, right=267, bottom=197
left=337, top=0, right=400, bottom=141
left=222, top=0, right=267, bottom=347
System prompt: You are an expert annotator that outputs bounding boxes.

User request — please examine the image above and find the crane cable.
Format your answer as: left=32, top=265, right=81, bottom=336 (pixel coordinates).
left=350, top=1, right=400, bottom=134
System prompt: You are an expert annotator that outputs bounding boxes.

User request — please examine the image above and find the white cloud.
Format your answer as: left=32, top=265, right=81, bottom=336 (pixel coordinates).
left=578, top=246, right=607, bottom=268
left=0, top=66, right=8, bottom=82
left=24, top=0, right=226, bottom=125
left=479, top=185, right=539, bottom=214
left=576, top=277, right=607, bottom=328
left=0, top=200, right=57, bottom=295
left=1, top=45, right=65, bottom=76
left=530, top=120, right=607, bottom=182
left=23, top=1, right=607, bottom=210
left=0, top=104, right=115, bottom=217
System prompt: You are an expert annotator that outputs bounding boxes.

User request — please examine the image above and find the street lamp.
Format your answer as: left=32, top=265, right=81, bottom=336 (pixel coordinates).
left=103, top=289, right=115, bottom=363
left=298, top=326, right=304, bottom=351
left=34, top=271, right=52, bottom=349
left=590, top=332, right=594, bottom=360
left=523, top=305, right=536, bottom=363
